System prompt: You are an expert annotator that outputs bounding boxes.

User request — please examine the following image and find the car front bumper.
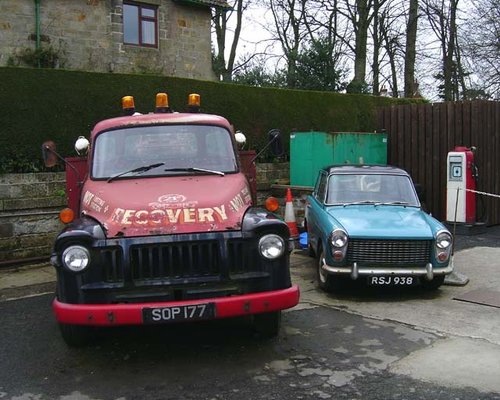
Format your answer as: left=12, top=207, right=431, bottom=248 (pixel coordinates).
left=53, top=285, right=300, bottom=326
left=321, top=257, right=454, bottom=281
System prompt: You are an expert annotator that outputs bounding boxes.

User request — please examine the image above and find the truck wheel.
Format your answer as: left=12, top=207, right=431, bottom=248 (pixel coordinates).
left=253, top=311, right=281, bottom=338
left=317, top=248, right=337, bottom=292
left=421, top=275, right=445, bottom=290
left=59, top=323, right=94, bottom=347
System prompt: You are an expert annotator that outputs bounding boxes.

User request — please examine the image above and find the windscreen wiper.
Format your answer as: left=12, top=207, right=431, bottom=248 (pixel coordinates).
left=341, top=200, right=377, bottom=206
left=374, top=201, right=411, bottom=206
left=164, top=167, right=225, bottom=176
left=107, top=162, right=165, bottom=182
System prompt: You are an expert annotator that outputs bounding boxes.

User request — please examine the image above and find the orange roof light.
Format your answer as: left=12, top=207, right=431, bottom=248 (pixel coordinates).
left=122, top=95, right=135, bottom=110
left=265, top=197, right=280, bottom=213
left=59, top=208, right=75, bottom=224
left=156, top=92, right=169, bottom=108
left=188, top=93, right=201, bottom=107
left=122, top=95, right=135, bottom=116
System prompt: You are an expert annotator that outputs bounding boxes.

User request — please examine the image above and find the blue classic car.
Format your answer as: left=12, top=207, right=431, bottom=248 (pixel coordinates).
left=305, top=165, right=453, bottom=291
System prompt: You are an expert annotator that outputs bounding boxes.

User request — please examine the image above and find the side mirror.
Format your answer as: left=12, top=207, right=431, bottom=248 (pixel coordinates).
left=75, top=136, right=90, bottom=155
left=235, top=130, right=246, bottom=146
left=268, top=129, right=284, bottom=156
left=41, top=141, right=58, bottom=168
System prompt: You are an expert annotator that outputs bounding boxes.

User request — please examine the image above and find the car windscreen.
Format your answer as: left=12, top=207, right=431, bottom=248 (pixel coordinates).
left=92, top=125, right=238, bottom=179
left=326, top=173, right=420, bottom=206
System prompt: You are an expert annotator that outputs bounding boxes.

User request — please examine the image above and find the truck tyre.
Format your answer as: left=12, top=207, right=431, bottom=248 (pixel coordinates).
left=59, top=323, right=94, bottom=347
left=253, top=311, right=281, bottom=338
left=317, top=248, right=337, bottom=292
left=421, top=275, right=445, bottom=290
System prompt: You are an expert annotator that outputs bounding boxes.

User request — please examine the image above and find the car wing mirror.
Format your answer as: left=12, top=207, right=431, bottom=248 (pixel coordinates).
left=268, top=129, right=284, bottom=157
left=41, top=141, right=58, bottom=168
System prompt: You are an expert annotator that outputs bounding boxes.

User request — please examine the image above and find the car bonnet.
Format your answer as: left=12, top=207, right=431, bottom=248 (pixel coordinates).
left=327, top=205, right=434, bottom=239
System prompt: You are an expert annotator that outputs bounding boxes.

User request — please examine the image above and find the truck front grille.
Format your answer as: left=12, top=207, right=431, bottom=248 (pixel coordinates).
left=130, top=241, right=221, bottom=281
left=347, top=239, right=432, bottom=267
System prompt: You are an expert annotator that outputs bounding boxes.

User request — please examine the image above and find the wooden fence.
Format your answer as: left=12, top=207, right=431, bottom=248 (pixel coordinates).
left=376, top=100, right=500, bottom=225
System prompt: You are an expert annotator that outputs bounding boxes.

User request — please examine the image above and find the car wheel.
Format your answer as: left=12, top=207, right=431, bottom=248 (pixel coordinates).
left=421, top=275, right=445, bottom=290
left=317, top=248, right=336, bottom=292
left=253, top=311, right=281, bottom=338
left=59, top=323, right=94, bottom=347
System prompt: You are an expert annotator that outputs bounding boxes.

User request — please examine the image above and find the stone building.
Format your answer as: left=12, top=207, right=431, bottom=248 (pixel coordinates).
left=0, top=0, right=229, bottom=80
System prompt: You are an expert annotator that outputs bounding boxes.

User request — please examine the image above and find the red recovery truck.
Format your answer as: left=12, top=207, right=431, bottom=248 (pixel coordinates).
left=42, top=93, right=300, bottom=347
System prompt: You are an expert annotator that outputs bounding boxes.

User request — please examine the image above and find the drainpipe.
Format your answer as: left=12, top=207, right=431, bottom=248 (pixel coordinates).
left=35, top=0, right=41, bottom=50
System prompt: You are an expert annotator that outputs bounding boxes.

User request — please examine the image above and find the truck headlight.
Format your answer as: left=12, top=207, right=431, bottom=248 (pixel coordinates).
left=259, top=234, right=285, bottom=259
left=62, top=245, right=90, bottom=272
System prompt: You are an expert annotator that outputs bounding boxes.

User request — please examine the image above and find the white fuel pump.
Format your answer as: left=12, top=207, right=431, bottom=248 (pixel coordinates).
left=446, top=146, right=477, bottom=224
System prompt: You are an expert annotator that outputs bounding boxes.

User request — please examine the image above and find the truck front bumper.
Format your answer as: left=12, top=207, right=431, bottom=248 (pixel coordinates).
left=53, top=285, right=300, bottom=326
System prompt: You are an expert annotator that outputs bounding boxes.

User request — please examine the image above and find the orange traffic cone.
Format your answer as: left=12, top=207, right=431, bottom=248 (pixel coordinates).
left=284, top=188, right=299, bottom=239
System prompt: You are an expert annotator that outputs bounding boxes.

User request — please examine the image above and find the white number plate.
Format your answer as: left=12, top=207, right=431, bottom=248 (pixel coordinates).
left=368, top=276, right=416, bottom=286
left=143, top=303, right=215, bottom=324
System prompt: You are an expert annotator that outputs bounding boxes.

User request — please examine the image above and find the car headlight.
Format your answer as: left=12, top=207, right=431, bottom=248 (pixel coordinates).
left=62, top=245, right=90, bottom=272
left=259, top=234, right=285, bottom=259
left=330, top=229, right=348, bottom=248
left=436, top=231, right=452, bottom=249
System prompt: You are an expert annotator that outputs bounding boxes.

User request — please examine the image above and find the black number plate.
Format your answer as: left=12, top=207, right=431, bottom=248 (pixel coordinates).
left=143, top=303, right=216, bottom=324
left=368, top=276, right=416, bottom=286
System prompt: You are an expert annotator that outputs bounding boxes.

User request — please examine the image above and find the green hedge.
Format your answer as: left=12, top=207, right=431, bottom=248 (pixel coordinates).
left=0, top=67, right=417, bottom=172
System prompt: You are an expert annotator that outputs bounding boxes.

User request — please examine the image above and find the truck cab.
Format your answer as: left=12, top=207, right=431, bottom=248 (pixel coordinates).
left=44, top=93, right=299, bottom=346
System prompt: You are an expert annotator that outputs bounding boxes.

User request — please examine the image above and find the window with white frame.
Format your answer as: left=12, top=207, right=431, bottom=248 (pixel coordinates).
left=123, top=2, right=158, bottom=47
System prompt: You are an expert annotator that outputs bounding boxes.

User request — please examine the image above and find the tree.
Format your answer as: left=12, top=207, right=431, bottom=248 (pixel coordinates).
left=232, top=55, right=287, bottom=87
left=422, top=0, right=465, bottom=101
left=377, top=0, right=406, bottom=97
left=462, top=0, right=500, bottom=99
left=266, top=0, right=309, bottom=88
left=335, top=0, right=375, bottom=93
left=404, top=0, right=419, bottom=97
left=294, top=37, right=348, bottom=91
left=212, top=1, right=247, bottom=81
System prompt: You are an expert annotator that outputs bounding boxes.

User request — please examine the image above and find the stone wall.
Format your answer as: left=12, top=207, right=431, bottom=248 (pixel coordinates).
left=0, top=163, right=293, bottom=264
left=0, top=172, right=66, bottom=263
left=0, top=0, right=216, bottom=80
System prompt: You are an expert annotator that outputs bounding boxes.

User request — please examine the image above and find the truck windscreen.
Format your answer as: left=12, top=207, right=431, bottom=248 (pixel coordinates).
left=92, top=125, right=238, bottom=179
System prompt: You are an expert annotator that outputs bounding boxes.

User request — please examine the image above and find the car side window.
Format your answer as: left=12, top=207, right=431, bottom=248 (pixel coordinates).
left=314, top=172, right=328, bottom=203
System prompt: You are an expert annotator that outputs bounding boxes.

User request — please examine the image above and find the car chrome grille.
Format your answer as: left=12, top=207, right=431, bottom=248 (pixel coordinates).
left=347, top=239, right=432, bottom=267
left=130, top=241, right=221, bottom=281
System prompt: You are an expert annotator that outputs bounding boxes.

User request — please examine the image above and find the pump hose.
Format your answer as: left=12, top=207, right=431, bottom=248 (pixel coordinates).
left=476, top=192, right=488, bottom=223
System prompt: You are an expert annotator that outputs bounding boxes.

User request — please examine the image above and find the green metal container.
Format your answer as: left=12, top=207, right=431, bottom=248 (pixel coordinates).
left=290, top=131, right=388, bottom=187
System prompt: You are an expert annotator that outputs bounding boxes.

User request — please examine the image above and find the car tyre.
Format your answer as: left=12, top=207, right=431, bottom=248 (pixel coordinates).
left=421, top=275, right=445, bottom=290
left=59, top=323, right=94, bottom=347
left=253, top=311, right=281, bottom=338
left=317, top=248, right=337, bottom=292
